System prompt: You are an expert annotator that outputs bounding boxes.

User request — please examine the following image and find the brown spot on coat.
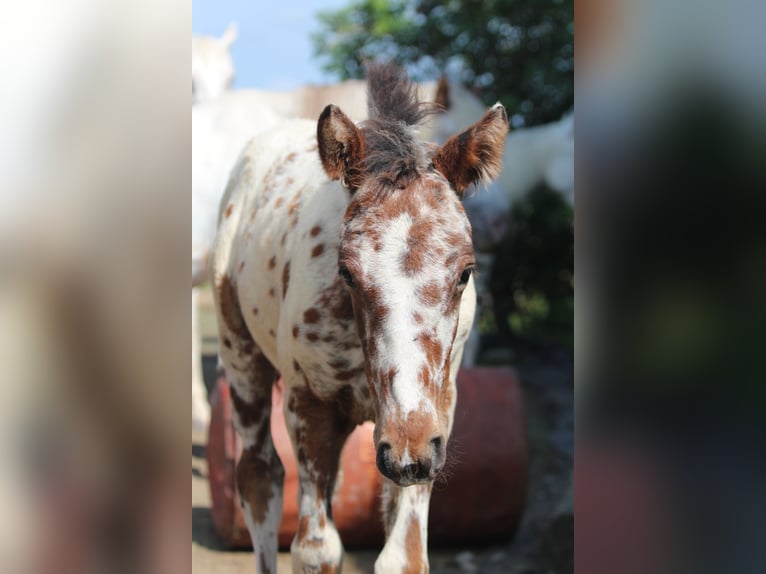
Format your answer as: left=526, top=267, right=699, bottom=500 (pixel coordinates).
left=216, top=275, right=251, bottom=344
left=400, top=248, right=424, bottom=276
left=335, top=368, right=364, bottom=381
left=282, top=261, right=291, bottom=298
left=418, top=282, right=442, bottom=307
left=297, top=516, right=310, bottom=541
left=287, top=190, right=302, bottom=217
left=224, top=203, right=233, bottom=218
left=311, top=243, right=325, bottom=258
left=417, top=332, right=443, bottom=369
left=292, top=325, right=300, bottom=338
left=304, top=308, right=321, bottom=324
left=404, top=514, right=423, bottom=574
left=374, top=367, right=398, bottom=404
left=401, top=219, right=434, bottom=276
left=316, top=278, right=354, bottom=323
left=306, top=332, right=319, bottom=342
left=418, top=365, right=434, bottom=394
left=268, top=256, right=276, bottom=270
left=275, top=197, right=284, bottom=208
left=230, top=387, right=269, bottom=428
left=287, top=386, right=359, bottom=501
left=310, top=225, right=322, bottom=237
left=384, top=409, right=436, bottom=462
left=236, top=447, right=283, bottom=525
left=328, top=358, right=348, bottom=370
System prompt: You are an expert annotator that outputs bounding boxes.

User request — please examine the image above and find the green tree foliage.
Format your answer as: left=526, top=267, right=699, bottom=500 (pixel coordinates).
left=313, top=0, right=573, bottom=127
left=313, top=0, right=573, bottom=358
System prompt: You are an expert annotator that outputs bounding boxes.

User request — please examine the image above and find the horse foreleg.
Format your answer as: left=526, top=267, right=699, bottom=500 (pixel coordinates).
left=376, top=481, right=432, bottom=574
left=284, top=382, right=355, bottom=574
left=214, top=278, right=283, bottom=574
left=227, top=344, right=283, bottom=574
left=192, top=287, right=211, bottom=431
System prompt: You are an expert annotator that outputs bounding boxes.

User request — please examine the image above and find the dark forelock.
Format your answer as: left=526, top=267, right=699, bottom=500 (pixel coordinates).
left=361, top=63, right=435, bottom=185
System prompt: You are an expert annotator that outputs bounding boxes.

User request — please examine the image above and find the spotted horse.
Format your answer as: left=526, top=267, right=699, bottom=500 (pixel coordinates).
left=211, top=63, right=508, bottom=573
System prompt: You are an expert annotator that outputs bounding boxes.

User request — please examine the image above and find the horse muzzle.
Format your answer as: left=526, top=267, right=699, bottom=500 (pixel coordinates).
left=375, top=436, right=446, bottom=486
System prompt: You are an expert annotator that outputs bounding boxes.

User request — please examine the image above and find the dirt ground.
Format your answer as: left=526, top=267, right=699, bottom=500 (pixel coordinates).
left=192, top=429, right=497, bottom=574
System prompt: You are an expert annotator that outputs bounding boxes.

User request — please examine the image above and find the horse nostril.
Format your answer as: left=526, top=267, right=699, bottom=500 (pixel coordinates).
left=376, top=442, right=394, bottom=479
left=403, top=461, right=430, bottom=481
left=430, top=435, right=446, bottom=470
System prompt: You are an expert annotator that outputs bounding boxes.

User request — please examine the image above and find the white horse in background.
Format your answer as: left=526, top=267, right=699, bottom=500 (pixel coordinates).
left=192, top=94, right=287, bottom=431
left=461, top=111, right=574, bottom=365
left=430, top=81, right=574, bottom=365
left=192, top=23, right=239, bottom=430
left=463, top=111, right=574, bottom=252
left=192, top=23, right=237, bottom=105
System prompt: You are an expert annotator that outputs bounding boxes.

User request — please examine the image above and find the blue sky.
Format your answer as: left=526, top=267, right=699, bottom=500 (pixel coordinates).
left=193, top=0, right=350, bottom=90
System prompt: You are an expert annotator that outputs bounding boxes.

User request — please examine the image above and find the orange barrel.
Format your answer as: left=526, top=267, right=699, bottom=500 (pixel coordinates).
left=207, top=368, right=526, bottom=549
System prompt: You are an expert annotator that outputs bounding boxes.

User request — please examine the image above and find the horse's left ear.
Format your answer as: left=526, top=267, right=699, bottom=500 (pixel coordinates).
left=317, top=104, right=366, bottom=190
left=221, top=22, right=237, bottom=48
left=434, top=75, right=450, bottom=111
left=433, top=103, right=509, bottom=197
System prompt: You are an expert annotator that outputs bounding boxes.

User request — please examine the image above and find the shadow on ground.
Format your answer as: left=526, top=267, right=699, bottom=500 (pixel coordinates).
left=193, top=506, right=228, bottom=551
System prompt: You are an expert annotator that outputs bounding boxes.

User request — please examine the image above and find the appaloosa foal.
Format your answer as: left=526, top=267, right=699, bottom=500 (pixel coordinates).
left=211, top=63, right=508, bottom=573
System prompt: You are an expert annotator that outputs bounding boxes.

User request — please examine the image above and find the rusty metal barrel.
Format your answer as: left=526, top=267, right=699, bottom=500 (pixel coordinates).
left=207, top=368, right=526, bottom=549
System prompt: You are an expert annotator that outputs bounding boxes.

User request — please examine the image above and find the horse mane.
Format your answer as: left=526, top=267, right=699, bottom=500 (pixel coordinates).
left=362, top=63, right=434, bottom=186
left=366, top=62, right=429, bottom=126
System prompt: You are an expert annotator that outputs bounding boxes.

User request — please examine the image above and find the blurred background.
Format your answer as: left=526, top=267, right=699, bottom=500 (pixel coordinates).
left=192, top=1, right=573, bottom=573
left=2, top=0, right=763, bottom=571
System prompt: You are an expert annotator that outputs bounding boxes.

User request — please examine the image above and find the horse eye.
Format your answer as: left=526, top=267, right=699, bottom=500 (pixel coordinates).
left=458, top=266, right=473, bottom=287
left=339, top=265, right=355, bottom=287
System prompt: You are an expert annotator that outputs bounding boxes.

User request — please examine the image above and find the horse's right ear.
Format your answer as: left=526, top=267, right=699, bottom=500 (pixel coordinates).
left=432, top=103, right=509, bottom=197
left=317, top=105, right=366, bottom=189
